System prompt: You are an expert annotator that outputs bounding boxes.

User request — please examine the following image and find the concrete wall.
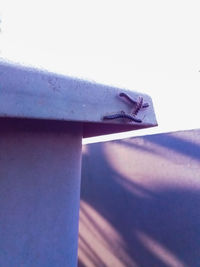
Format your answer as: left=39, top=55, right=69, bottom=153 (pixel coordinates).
left=0, top=119, right=82, bottom=266
left=79, top=129, right=200, bottom=267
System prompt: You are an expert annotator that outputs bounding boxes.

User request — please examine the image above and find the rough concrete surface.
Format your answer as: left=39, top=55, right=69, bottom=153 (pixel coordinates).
left=0, top=119, right=82, bottom=266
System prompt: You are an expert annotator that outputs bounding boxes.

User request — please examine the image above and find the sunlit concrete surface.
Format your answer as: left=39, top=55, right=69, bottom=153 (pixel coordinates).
left=79, top=129, right=200, bottom=267
left=0, top=60, right=157, bottom=138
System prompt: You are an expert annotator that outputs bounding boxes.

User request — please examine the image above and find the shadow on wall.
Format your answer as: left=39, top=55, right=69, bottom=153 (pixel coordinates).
left=79, top=129, right=200, bottom=267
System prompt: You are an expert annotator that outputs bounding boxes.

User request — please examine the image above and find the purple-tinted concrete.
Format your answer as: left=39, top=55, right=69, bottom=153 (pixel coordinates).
left=0, top=60, right=157, bottom=137
left=0, top=119, right=82, bottom=266
left=79, top=129, right=200, bottom=267
left=0, top=60, right=157, bottom=266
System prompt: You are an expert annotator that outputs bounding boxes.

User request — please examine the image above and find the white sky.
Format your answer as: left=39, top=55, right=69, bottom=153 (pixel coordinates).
left=0, top=0, right=200, bottom=143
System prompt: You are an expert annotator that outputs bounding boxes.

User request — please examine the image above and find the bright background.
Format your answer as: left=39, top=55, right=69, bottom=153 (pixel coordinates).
left=0, top=0, right=200, bottom=143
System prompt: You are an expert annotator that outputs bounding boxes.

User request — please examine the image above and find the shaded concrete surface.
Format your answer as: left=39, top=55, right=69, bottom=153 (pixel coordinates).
left=79, top=129, right=200, bottom=267
left=0, top=119, right=82, bottom=266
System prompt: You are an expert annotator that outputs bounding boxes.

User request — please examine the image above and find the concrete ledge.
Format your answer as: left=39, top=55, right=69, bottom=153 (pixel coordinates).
left=0, top=60, right=157, bottom=137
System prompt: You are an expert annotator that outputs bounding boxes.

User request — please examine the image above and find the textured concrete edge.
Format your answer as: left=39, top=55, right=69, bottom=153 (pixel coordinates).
left=0, top=59, right=157, bottom=137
